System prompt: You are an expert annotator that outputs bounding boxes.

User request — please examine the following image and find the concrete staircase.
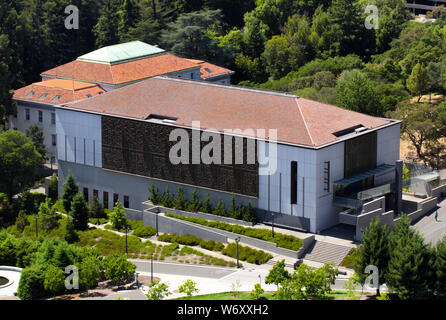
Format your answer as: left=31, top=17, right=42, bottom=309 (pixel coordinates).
left=302, top=240, right=353, bottom=265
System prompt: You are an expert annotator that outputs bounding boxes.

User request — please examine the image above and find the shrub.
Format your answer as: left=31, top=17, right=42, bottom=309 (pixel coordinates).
left=70, top=193, right=89, bottom=231
left=212, top=199, right=226, bottom=216
left=44, top=265, right=66, bottom=296
left=48, top=174, right=58, bottom=203
left=103, top=255, right=136, bottom=283
left=17, top=264, right=48, bottom=300
left=200, top=194, right=212, bottom=213
left=62, top=174, right=79, bottom=213
left=133, top=226, right=157, bottom=238
left=173, top=187, right=186, bottom=210
left=39, top=198, right=58, bottom=231
left=148, top=183, right=160, bottom=205
left=178, top=279, right=199, bottom=297
left=187, top=189, right=201, bottom=212
left=64, top=218, right=79, bottom=244
left=161, top=243, right=179, bottom=257
left=199, top=240, right=224, bottom=252
left=16, top=210, right=30, bottom=232
left=222, top=243, right=272, bottom=264
left=160, top=186, right=173, bottom=208
left=158, top=234, right=201, bottom=246
left=109, top=200, right=127, bottom=231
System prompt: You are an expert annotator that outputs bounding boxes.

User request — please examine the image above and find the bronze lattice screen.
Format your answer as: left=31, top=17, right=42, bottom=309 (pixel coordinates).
left=344, top=132, right=377, bottom=179
left=102, top=116, right=259, bottom=197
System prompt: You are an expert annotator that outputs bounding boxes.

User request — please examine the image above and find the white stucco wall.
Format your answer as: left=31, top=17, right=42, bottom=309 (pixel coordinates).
left=8, top=103, right=57, bottom=162
left=56, top=109, right=102, bottom=168
left=376, top=123, right=401, bottom=185
left=257, top=142, right=318, bottom=232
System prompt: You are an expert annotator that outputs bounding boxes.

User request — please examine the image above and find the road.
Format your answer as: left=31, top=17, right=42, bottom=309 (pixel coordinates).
left=414, top=198, right=446, bottom=245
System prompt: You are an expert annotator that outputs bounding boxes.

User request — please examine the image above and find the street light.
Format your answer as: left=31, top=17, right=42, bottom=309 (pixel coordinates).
left=155, top=211, right=159, bottom=237
left=235, top=237, right=240, bottom=268
left=271, top=213, right=275, bottom=238
left=150, top=253, right=154, bottom=284
left=125, top=224, right=130, bottom=255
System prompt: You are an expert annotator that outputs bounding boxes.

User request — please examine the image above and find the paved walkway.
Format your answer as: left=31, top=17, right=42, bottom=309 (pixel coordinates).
left=414, top=198, right=446, bottom=245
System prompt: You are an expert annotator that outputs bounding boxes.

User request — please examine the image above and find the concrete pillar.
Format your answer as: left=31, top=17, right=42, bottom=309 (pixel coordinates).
left=395, top=160, right=403, bottom=215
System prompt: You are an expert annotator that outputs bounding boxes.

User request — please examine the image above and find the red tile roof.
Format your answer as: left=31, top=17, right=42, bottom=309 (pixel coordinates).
left=185, top=59, right=234, bottom=79
left=64, top=77, right=393, bottom=148
left=41, top=53, right=203, bottom=85
left=13, top=79, right=106, bottom=105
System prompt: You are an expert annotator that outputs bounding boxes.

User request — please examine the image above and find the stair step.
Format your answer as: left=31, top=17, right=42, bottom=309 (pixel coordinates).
left=302, top=240, right=353, bottom=265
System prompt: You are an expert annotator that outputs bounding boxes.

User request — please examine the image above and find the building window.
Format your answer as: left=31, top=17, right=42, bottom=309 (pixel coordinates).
left=324, top=161, right=330, bottom=193
left=291, top=161, right=298, bottom=204
left=113, top=193, right=119, bottom=206
left=93, top=189, right=99, bottom=199
left=83, top=188, right=89, bottom=203
left=38, top=110, right=43, bottom=123
left=25, top=109, right=30, bottom=121
left=52, top=134, right=57, bottom=146
left=191, top=73, right=194, bottom=79
left=124, top=196, right=129, bottom=208
left=51, top=112, right=56, bottom=125
left=103, top=192, right=109, bottom=209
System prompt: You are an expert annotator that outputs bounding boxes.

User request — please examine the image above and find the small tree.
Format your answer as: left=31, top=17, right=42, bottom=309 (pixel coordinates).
left=103, top=255, right=136, bottom=283
left=79, top=256, right=101, bottom=295
left=148, top=183, right=160, bottom=205
left=343, top=273, right=360, bottom=300
left=200, top=194, right=212, bottom=213
left=353, top=218, right=389, bottom=295
left=48, top=174, right=58, bottom=203
left=212, top=199, right=226, bottom=216
left=39, top=198, right=58, bottom=231
left=44, top=265, right=66, bottom=297
left=230, top=195, right=237, bottom=218
left=187, top=189, right=200, bottom=212
left=70, top=193, right=89, bottom=231
left=407, top=63, right=429, bottom=103
left=160, top=185, right=172, bottom=208
left=109, top=200, right=127, bottom=230
left=64, top=217, right=79, bottom=244
left=26, top=124, right=47, bottom=163
left=173, top=187, right=185, bottom=210
left=265, top=259, right=290, bottom=290
left=250, top=283, right=264, bottom=300
left=62, top=174, right=79, bottom=213
left=16, top=210, right=30, bottom=232
left=178, top=279, right=199, bottom=298
left=243, top=201, right=256, bottom=223
left=89, top=196, right=105, bottom=224
left=146, top=281, right=171, bottom=300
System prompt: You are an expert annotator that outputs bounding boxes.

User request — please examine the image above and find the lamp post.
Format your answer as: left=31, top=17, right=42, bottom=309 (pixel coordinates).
left=125, top=224, right=129, bottom=255
left=235, top=237, right=240, bottom=268
left=150, top=253, right=154, bottom=283
left=271, top=213, right=275, bottom=238
left=155, top=211, right=159, bottom=237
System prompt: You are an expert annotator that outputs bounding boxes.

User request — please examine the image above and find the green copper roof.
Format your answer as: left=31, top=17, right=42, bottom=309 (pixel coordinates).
left=77, top=41, right=166, bottom=65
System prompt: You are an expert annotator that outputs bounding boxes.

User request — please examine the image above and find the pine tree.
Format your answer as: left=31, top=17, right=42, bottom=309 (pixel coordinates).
left=62, top=174, right=78, bottom=213
left=148, top=182, right=160, bottom=205
left=89, top=196, right=105, bottom=224
left=94, top=0, right=121, bottom=48
left=160, top=185, right=172, bottom=208
left=109, top=200, right=127, bottom=230
left=386, top=215, right=430, bottom=299
left=26, top=124, right=47, bottom=163
left=64, top=217, right=79, bottom=244
left=434, top=235, right=446, bottom=298
left=173, top=187, right=185, bottom=210
left=70, top=193, right=89, bottom=231
left=187, top=189, right=201, bottom=212
left=118, top=0, right=139, bottom=41
left=48, top=174, right=58, bottom=203
left=212, top=199, right=226, bottom=216
left=39, top=198, right=58, bottom=231
left=200, top=194, right=212, bottom=213
left=0, top=34, right=16, bottom=126
left=407, top=63, right=430, bottom=103
left=243, top=201, right=255, bottom=223
left=353, top=218, right=389, bottom=295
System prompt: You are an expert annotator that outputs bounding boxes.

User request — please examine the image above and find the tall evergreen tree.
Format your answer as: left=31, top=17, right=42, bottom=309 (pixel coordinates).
left=353, top=218, right=389, bottom=295
left=70, top=193, right=89, bottom=231
left=118, top=0, right=140, bottom=41
left=434, top=235, right=446, bottom=298
left=62, top=174, right=79, bottom=213
left=386, top=215, right=430, bottom=299
left=0, top=34, right=16, bottom=126
left=94, top=0, right=121, bottom=48
left=26, top=124, right=47, bottom=162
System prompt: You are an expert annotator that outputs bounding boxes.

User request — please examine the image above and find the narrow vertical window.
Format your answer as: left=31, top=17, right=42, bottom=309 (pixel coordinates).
left=124, top=196, right=130, bottom=208
left=25, top=109, right=30, bottom=121
left=113, top=193, right=119, bottom=206
left=51, top=112, right=56, bottom=125
left=52, top=134, right=57, bottom=146
left=93, top=189, right=99, bottom=199
left=291, top=161, right=298, bottom=204
left=38, top=110, right=43, bottom=123
left=324, top=161, right=330, bottom=193
left=83, top=187, right=89, bottom=203
left=103, top=192, right=109, bottom=209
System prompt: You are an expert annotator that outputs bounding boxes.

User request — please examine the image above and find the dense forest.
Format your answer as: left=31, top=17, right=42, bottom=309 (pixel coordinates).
left=1, top=0, right=446, bottom=167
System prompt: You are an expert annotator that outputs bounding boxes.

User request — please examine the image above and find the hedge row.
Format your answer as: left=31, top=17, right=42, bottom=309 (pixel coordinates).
left=158, top=233, right=225, bottom=252
left=165, top=213, right=302, bottom=251
left=222, top=243, right=273, bottom=264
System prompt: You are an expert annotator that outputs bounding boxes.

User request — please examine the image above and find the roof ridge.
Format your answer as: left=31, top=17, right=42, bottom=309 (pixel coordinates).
left=156, top=76, right=299, bottom=98
left=295, top=98, right=315, bottom=147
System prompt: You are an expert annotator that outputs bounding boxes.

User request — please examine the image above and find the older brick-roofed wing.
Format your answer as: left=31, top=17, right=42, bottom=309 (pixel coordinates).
left=63, top=77, right=392, bottom=148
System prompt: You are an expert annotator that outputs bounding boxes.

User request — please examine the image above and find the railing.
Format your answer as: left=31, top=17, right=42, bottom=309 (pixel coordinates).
left=333, top=197, right=362, bottom=209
